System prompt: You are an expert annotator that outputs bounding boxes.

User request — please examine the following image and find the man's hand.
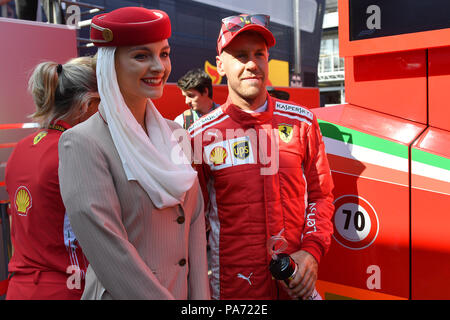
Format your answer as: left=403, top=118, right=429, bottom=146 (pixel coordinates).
left=280, top=250, right=318, bottom=300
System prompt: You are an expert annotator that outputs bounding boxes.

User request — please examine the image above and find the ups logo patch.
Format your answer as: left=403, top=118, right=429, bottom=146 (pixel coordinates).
left=233, top=141, right=249, bottom=160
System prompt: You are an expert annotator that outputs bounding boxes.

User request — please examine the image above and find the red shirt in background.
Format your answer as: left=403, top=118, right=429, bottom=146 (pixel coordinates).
left=5, top=121, right=88, bottom=299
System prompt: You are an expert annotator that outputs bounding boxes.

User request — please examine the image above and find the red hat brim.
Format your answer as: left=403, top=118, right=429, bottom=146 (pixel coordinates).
left=217, top=24, right=276, bottom=54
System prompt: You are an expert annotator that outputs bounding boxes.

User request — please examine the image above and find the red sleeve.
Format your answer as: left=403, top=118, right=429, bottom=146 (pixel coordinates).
left=300, top=114, right=335, bottom=264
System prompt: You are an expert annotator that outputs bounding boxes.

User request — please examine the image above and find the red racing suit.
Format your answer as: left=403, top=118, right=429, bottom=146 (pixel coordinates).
left=189, top=94, right=334, bottom=300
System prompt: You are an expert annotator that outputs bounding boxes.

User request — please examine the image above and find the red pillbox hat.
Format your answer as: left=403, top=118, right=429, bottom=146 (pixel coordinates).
left=90, top=7, right=171, bottom=47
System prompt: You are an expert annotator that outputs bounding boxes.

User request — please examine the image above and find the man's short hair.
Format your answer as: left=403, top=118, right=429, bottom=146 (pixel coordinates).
left=177, top=68, right=213, bottom=99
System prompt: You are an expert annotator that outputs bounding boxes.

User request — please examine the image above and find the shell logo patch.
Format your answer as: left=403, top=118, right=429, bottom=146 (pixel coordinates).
left=14, top=186, right=32, bottom=216
left=210, top=146, right=228, bottom=166
left=278, top=124, right=293, bottom=143
left=33, top=131, right=47, bottom=145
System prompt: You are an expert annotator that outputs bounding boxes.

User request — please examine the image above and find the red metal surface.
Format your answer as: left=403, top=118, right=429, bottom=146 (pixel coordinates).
left=314, top=0, right=450, bottom=300
left=413, top=127, right=450, bottom=159
left=411, top=127, right=450, bottom=299
left=313, top=104, right=425, bottom=299
left=428, top=46, right=450, bottom=131
left=313, top=104, right=426, bottom=145
left=345, top=50, right=427, bottom=124
left=321, top=171, right=410, bottom=298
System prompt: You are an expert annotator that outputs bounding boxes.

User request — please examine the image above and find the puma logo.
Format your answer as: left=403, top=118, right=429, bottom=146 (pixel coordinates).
left=237, top=272, right=253, bottom=286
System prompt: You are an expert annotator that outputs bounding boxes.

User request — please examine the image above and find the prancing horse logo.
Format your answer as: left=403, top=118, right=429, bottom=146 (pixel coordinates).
left=278, top=124, right=293, bottom=143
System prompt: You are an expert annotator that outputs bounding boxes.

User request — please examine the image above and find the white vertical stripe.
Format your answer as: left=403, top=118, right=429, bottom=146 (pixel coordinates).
left=411, top=160, right=450, bottom=183
left=207, top=177, right=221, bottom=299
left=301, top=167, right=307, bottom=242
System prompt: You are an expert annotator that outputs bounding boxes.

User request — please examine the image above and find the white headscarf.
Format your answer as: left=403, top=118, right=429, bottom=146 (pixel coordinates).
left=96, top=47, right=197, bottom=209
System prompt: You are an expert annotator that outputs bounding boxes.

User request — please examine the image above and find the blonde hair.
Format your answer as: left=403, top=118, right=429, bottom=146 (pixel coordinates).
left=28, top=56, right=98, bottom=128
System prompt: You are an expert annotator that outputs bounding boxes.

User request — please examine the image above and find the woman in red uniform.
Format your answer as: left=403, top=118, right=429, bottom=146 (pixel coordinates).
left=5, top=56, right=99, bottom=299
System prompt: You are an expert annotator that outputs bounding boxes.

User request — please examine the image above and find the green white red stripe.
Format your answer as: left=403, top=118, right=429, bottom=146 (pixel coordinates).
left=318, top=119, right=449, bottom=196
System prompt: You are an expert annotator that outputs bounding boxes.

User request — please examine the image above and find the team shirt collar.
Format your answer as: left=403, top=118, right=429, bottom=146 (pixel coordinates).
left=222, top=92, right=274, bottom=127
left=48, top=120, right=72, bottom=132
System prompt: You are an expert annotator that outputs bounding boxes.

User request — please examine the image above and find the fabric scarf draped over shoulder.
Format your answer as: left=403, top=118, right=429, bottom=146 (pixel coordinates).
left=96, top=47, right=197, bottom=209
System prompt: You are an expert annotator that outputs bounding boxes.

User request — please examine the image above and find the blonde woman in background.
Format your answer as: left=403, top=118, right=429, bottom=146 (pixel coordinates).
left=5, top=56, right=99, bottom=299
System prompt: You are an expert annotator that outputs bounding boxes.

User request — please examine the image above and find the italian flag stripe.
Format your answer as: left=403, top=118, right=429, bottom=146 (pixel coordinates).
left=318, top=119, right=450, bottom=194
left=318, top=119, right=409, bottom=159
left=327, top=153, right=408, bottom=186
left=412, top=148, right=450, bottom=172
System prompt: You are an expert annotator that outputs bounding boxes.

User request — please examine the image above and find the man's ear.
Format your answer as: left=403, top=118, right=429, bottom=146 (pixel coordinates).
left=216, top=55, right=226, bottom=77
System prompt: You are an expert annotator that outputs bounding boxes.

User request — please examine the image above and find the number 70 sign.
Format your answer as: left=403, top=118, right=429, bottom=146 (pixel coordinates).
left=332, top=195, right=379, bottom=250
